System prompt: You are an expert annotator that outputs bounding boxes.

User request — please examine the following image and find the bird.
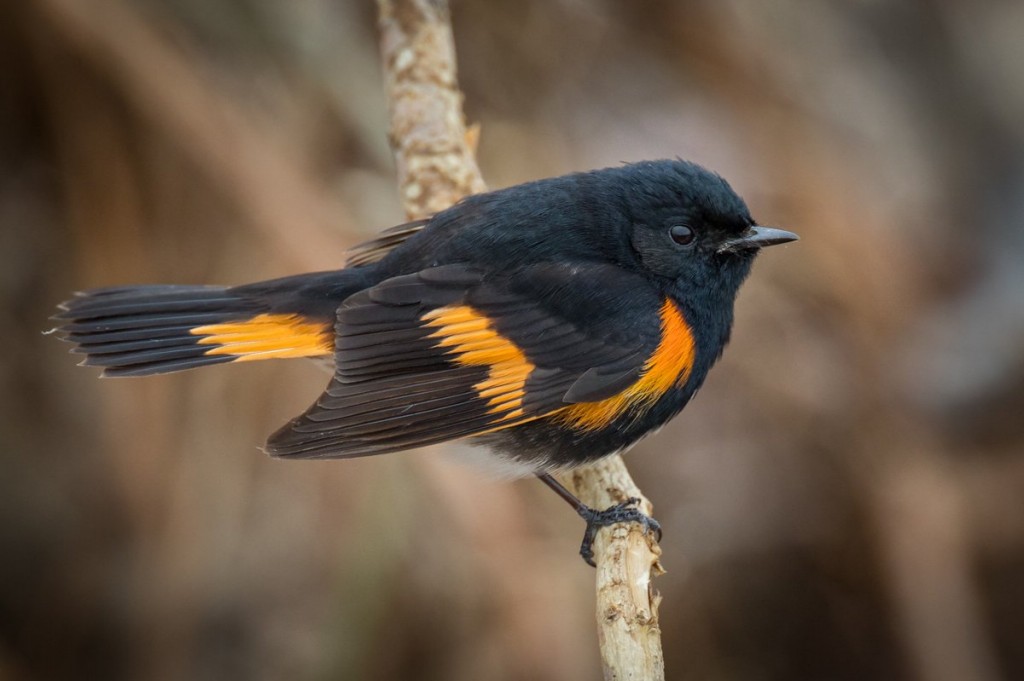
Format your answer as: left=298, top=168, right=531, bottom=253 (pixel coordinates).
left=53, top=159, right=798, bottom=565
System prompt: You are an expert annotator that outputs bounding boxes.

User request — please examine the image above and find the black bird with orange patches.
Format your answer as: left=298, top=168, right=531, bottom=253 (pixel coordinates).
left=54, top=159, right=797, bottom=564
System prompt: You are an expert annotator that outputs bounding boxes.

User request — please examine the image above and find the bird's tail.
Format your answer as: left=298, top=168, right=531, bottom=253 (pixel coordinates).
left=52, top=274, right=351, bottom=376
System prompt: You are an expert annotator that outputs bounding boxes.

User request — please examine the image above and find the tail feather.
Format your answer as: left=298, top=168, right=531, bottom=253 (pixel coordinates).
left=54, top=284, right=336, bottom=376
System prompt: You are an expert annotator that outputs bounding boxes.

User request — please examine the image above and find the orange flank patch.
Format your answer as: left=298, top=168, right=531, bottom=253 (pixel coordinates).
left=191, top=314, right=334, bottom=361
left=422, top=306, right=536, bottom=422
left=553, top=299, right=695, bottom=431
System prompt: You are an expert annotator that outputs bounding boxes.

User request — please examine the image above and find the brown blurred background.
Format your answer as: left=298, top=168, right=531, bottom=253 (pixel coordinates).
left=3, top=1, right=1024, bottom=679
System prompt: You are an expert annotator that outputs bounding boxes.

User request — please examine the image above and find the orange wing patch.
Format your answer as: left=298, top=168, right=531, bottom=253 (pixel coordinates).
left=191, top=314, right=334, bottom=362
left=553, top=299, right=695, bottom=431
left=422, top=305, right=535, bottom=422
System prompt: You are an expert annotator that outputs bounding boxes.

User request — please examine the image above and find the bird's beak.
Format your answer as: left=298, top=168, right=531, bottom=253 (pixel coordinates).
left=717, top=226, right=799, bottom=254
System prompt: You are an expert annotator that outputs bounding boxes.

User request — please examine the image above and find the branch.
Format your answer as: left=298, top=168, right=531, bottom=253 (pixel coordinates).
left=560, top=462, right=665, bottom=679
left=376, top=1, right=665, bottom=677
left=377, top=0, right=485, bottom=217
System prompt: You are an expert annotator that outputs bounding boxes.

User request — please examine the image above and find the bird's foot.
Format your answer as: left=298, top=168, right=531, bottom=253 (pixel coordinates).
left=576, top=497, right=662, bottom=567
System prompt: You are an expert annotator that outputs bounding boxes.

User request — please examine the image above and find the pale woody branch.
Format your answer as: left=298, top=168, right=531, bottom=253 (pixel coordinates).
left=375, top=1, right=665, bottom=678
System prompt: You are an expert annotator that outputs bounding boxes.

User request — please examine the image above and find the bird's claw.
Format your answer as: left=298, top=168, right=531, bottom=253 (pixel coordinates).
left=576, top=497, right=662, bottom=567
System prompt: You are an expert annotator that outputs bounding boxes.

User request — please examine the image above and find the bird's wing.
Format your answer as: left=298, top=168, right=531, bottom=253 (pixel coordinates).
left=266, top=263, right=695, bottom=459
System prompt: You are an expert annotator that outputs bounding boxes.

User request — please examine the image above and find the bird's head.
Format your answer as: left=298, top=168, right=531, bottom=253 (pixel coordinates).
left=607, top=159, right=798, bottom=297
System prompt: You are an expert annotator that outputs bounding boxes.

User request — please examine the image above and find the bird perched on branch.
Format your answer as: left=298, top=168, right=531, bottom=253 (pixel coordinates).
left=54, top=159, right=797, bottom=564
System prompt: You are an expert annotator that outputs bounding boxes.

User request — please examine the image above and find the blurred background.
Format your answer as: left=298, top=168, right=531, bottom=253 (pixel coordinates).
left=3, top=0, right=1024, bottom=679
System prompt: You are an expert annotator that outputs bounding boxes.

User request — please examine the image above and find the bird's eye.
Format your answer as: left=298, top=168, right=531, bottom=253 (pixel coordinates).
left=668, top=224, right=694, bottom=246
